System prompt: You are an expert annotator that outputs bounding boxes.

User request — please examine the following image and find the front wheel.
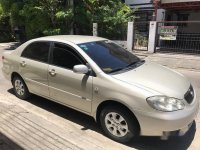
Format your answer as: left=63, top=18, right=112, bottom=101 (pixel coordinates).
left=12, top=76, right=30, bottom=99
left=100, top=106, right=139, bottom=143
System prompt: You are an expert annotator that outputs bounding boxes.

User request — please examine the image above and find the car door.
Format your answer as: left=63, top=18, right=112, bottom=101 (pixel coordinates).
left=48, top=42, right=93, bottom=113
left=20, top=41, right=50, bottom=97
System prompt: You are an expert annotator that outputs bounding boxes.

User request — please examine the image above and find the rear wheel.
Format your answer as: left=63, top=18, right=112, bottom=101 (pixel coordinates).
left=100, top=105, right=139, bottom=143
left=12, top=76, right=30, bottom=99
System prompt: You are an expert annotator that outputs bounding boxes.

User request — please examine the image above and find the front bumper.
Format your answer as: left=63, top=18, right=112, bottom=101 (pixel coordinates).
left=161, top=121, right=193, bottom=140
left=134, top=95, right=199, bottom=137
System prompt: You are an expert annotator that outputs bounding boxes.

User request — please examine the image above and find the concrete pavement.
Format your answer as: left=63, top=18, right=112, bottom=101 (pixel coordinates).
left=134, top=50, right=200, bottom=72
left=0, top=101, right=81, bottom=150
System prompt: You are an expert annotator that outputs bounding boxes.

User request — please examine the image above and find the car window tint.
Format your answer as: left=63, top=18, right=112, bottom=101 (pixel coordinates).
left=52, top=43, right=83, bottom=70
left=21, top=42, right=50, bottom=63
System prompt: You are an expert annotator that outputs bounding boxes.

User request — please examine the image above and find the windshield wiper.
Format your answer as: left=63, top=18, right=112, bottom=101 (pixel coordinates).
left=109, top=67, right=125, bottom=73
left=108, top=60, right=145, bottom=74
left=126, top=60, right=145, bottom=68
left=126, top=61, right=138, bottom=68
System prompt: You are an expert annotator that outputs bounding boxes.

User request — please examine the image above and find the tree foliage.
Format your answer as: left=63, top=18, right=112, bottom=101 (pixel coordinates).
left=0, top=3, right=13, bottom=42
left=74, top=0, right=135, bottom=39
left=0, top=0, right=135, bottom=41
left=0, top=0, right=74, bottom=40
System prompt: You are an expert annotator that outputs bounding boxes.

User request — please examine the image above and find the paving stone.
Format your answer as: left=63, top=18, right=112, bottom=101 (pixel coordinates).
left=0, top=103, right=82, bottom=150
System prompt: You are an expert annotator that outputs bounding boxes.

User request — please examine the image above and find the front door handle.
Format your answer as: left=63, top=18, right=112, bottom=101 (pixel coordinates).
left=49, top=69, right=56, bottom=76
left=20, top=61, right=26, bottom=67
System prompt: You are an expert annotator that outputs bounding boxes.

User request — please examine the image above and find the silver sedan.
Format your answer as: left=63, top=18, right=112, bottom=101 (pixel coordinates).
left=2, top=35, right=199, bottom=143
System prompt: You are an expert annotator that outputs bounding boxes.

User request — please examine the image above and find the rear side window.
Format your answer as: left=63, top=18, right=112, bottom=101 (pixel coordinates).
left=21, top=42, right=50, bottom=63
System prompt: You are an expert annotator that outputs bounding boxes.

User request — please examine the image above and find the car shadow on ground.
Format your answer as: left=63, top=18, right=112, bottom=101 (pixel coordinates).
left=8, top=88, right=196, bottom=150
left=8, top=89, right=99, bottom=132
left=127, top=122, right=196, bottom=150
left=0, top=132, right=24, bottom=150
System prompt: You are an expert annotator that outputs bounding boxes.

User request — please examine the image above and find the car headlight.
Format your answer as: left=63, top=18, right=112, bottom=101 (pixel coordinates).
left=146, top=96, right=185, bottom=112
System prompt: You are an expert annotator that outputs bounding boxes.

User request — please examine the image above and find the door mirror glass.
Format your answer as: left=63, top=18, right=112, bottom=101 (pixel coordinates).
left=73, top=65, right=89, bottom=74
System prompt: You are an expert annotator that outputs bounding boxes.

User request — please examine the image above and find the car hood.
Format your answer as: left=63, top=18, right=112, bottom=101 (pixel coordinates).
left=111, top=61, right=190, bottom=99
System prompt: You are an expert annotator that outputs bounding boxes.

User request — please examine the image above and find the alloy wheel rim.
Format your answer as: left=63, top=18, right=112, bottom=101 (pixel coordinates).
left=105, top=112, right=128, bottom=137
left=15, top=79, right=25, bottom=96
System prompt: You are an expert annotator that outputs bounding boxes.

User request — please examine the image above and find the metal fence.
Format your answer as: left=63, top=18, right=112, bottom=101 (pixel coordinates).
left=156, top=21, right=200, bottom=54
left=133, top=22, right=149, bottom=51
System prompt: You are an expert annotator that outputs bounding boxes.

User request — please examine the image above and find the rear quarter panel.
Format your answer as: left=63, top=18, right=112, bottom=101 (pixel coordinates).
left=2, top=51, right=20, bottom=81
left=2, top=41, right=32, bottom=81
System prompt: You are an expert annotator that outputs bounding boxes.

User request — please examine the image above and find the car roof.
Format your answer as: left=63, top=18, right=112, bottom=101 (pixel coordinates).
left=34, top=35, right=107, bottom=44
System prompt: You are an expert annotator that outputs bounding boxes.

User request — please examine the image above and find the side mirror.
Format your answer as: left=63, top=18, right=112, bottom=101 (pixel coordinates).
left=73, top=64, right=89, bottom=74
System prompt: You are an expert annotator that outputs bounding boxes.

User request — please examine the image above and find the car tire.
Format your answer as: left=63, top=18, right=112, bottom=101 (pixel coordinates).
left=100, top=105, right=139, bottom=143
left=12, top=76, right=30, bottom=100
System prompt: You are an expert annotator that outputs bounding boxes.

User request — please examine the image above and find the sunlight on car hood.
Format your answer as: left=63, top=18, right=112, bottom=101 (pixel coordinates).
left=111, top=62, right=190, bottom=99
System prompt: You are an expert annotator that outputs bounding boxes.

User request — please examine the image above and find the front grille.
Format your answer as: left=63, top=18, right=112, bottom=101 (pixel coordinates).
left=184, top=85, right=194, bottom=104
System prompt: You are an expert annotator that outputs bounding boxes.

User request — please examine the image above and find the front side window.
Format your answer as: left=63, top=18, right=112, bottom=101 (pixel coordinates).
left=21, top=42, right=50, bottom=63
left=52, top=43, right=84, bottom=70
left=78, top=41, right=141, bottom=73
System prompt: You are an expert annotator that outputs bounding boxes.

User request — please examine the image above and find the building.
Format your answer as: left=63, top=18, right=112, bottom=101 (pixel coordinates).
left=125, top=0, right=154, bottom=21
left=159, top=0, right=200, bottom=33
left=125, top=0, right=200, bottom=22
left=125, top=0, right=165, bottom=21
left=156, top=0, right=200, bottom=53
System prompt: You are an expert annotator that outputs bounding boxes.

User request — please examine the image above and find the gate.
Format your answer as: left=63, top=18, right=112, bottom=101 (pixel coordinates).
left=133, top=22, right=149, bottom=51
left=156, top=21, right=200, bottom=54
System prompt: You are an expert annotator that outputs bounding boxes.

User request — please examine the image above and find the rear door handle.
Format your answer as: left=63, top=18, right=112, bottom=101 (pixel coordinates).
left=20, top=61, right=26, bottom=67
left=49, top=69, right=56, bottom=76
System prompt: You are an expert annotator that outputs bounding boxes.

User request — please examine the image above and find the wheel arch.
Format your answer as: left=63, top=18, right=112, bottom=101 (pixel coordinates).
left=11, top=72, right=24, bottom=85
left=96, top=100, right=141, bottom=133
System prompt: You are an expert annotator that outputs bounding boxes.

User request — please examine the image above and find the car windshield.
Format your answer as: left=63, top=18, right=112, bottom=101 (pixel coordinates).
left=78, top=40, right=142, bottom=74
